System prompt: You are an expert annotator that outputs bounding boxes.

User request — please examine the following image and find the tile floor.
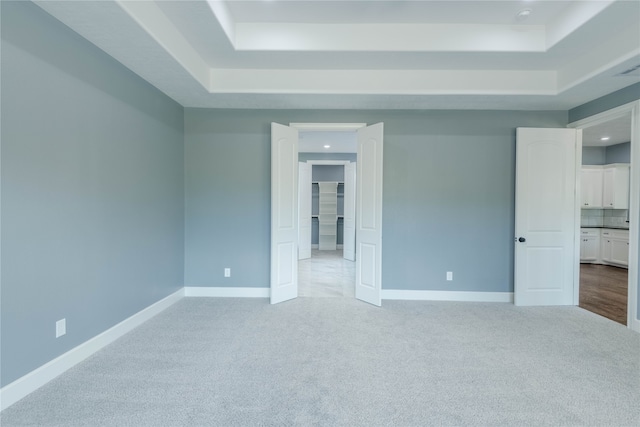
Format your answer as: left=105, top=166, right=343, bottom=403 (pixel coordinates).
left=298, top=249, right=355, bottom=298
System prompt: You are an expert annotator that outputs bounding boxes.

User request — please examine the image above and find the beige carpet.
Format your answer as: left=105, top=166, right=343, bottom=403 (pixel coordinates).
left=2, top=297, right=639, bottom=426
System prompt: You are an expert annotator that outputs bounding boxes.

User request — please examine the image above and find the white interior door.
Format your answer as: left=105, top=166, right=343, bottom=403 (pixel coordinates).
left=271, top=123, right=299, bottom=304
left=515, top=127, right=578, bottom=306
left=356, top=124, right=383, bottom=306
left=298, top=162, right=312, bottom=260
left=343, top=162, right=357, bottom=261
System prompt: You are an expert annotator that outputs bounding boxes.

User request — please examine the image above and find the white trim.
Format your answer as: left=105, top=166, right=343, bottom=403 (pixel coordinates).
left=0, top=289, right=184, bottom=411
left=184, top=287, right=269, bottom=298
left=573, top=128, right=584, bottom=306
left=289, top=123, right=366, bottom=131
left=382, top=290, right=514, bottom=303
left=568, top=100, right=640, bottom=331
left=307, top=160, right=351, bottom=166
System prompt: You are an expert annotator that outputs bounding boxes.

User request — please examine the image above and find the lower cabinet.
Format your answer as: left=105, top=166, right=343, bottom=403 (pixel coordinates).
left=600, top=229, right=629, bottom=267
left=580, top=228, right=600, bottom=263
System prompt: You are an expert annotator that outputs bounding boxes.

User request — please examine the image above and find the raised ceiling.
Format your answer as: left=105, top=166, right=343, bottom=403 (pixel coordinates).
left=34, top=0, right=640, bottom=110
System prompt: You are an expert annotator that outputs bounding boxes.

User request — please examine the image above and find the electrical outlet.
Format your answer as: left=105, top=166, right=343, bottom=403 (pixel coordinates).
left=56, top=318, right=66, bottom=338
left=224, top=268, right=231, bottom=277
left=446, top=271, right=453, bottom=281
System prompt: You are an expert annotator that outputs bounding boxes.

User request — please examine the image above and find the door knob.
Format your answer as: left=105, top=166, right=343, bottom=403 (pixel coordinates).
left=518, top=237, right=526, bottom=243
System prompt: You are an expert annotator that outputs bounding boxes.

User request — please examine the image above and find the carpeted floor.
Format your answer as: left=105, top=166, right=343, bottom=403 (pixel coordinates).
left=2, top=298, right=639, bottom=426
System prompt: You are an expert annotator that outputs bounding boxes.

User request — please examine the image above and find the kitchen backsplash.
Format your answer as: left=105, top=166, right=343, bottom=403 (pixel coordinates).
left=581, top=209, right=629, bottom=228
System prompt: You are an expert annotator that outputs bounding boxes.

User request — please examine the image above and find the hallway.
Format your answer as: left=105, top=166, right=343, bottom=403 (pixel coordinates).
left=299, top=250, right=355, bottom=298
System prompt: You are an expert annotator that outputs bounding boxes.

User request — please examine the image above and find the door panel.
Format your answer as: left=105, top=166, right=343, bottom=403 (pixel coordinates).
left=514, top=128, right=578, bottom=306
left=271, top=123, right=299, bottom=304
left=298, top=162, right=312, bottom=260
left=343, top=162, right=356, bottom=261
left=356, top=123, right=383, bottom=306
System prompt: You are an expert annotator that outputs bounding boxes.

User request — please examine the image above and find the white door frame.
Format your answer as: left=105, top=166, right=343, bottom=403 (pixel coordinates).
left=290, top=122, right=365, bottom=257
left=279, top=123, right=379, bottom=302
left=568, top=100, right=640, bottom=332
left=298, top=162, right=312, bottom=260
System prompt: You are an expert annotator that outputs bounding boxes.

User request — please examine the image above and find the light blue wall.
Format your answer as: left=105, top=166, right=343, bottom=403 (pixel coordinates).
left=605, top=142, right=631, bottom=164
left=569, top=83, right=640, bottom=123
left=184, top=109, right=566, bottom=292
left=1, top=1, right=185, bottom=386
left=582, top=147, right=606, bottom=165
left=312, top=165, right=344, bottom=182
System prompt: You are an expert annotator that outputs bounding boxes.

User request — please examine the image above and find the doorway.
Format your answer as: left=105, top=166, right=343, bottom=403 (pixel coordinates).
left=570, top=101, right=639, bottom=330
left=270, top=122, right=384, bottom=306
left=298, top=155, right=357, bottom=298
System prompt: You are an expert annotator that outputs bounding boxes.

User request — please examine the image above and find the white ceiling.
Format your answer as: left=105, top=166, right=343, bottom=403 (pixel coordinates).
left=299, top=131, right=357, bottom=153
left=582, top=114, right=632, bottom=147
left=33, top=0, right=640, bottom=111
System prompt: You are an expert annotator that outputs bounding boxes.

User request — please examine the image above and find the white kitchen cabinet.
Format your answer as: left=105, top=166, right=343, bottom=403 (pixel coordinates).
left=580, top=167, right=603, bottom=208
left=579, top=228, right=600, bottom=263
left=602, top=164, right=630, bottom=209
left=600, top=228, right=629, bottom=268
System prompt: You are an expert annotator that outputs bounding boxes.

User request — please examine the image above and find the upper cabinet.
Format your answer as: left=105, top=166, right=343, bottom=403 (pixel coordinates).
left=580, top=164, right=629, bottom=210
left=580, top=167, right=603, bottom=208
left=602, top=164, right=630, bottom=209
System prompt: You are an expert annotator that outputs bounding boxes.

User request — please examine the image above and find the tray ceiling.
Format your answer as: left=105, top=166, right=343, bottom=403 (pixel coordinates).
left=33, top=0, right=640, bottom=110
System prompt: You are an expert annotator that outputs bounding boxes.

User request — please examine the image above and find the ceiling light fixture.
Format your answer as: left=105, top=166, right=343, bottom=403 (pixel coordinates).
left=324, top=145, right=331, bottom=149
left=600, top=137, right=610, bottom=141
left=516, top=9, right=532, bottom=21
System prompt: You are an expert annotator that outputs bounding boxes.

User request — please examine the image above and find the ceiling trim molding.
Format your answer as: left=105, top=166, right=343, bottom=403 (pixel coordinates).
left=115, top=0, right=210, bottom=89
left=210, top=69, right=558, bottom=95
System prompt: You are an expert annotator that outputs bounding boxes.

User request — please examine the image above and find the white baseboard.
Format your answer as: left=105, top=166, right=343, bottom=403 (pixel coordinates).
left=0, top=288, right=184, bottom=411
left=631, top=317, right=640, bottom=333
left=184, top=287, right=269, bottom=298
left=382, top=290, right=514, bottom=303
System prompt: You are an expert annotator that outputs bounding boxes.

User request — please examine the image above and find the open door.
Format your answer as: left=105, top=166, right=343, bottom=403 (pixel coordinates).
left=298, top=162, right=312, bottom=260
left=271, top=123, right=299, bottom=304
left=343, top=162, right=356, bottom=261
left=514, top=128, right=579, bottom=306
left=356, top=124, right=383, bottom=306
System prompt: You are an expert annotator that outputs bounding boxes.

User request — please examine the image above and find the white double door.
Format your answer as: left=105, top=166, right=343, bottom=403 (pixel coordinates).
left=271, top=123, right=383, bottom=306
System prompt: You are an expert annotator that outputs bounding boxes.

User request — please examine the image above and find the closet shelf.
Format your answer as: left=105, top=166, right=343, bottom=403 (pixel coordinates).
left=318, top=182, right=338, bottom=251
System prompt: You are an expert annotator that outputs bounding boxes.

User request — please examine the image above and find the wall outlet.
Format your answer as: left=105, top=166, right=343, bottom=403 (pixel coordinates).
left=224, top=268, right=231, bottom=278
left=446, top=271, right=453, bottom=281
left=56, top=318, right=66, bottom=338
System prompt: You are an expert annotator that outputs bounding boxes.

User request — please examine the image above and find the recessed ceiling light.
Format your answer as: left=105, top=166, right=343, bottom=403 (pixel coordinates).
left=516, top=9, right=532, bottom=20
left=324, top=145, right=331, bottom=149
left=600, top=137, right=610, bottom=141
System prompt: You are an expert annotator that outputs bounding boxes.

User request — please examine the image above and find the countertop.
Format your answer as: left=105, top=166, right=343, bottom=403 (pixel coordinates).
left=580, top=226, right=629, bottom=230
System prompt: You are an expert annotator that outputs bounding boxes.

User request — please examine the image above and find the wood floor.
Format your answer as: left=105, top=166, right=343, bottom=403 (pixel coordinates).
left=579, top=264, right=628, bottom=325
